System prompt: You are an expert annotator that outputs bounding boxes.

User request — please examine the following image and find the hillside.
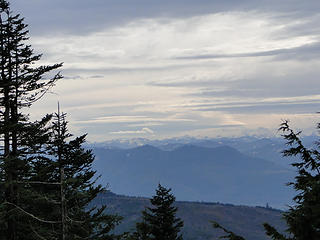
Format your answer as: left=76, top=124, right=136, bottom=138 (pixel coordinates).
left=93, top=192, right=287, bottom=240
left=92, top=144, right=295, bottom=208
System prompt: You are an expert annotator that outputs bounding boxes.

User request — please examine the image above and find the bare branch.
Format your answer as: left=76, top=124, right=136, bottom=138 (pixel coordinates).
left=2, top=201, right=61, bottom=224
left=17, top=180, right=61, bottom=185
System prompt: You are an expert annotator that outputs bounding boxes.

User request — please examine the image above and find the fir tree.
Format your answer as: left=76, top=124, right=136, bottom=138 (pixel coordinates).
left=211, top=221, right=245, bottom=240
left=129, top=184, right=184, bottom=240
left=264, top=120, right=320, bottom=240
left=0, top=0, right=62, bottom=239
left=46, top=110, right=122, bottom=240
left=211, top=120, right=320, bottom=240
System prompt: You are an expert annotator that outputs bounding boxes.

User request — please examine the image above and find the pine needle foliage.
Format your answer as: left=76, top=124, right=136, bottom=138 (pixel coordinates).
left=0, top=0, right=62, bottom=239
left=211, top=221, right=245, bottom=240
left=128, top=184, right=184, bottom=240
left=264, top=120, right=320, bottom=240
left=46, top=111, right=122, bottom=240
left=211, top=120, right=320, bottom=240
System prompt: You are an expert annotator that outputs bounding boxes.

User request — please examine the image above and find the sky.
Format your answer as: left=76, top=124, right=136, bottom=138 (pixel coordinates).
left=11, top=0, right=320, bottom=142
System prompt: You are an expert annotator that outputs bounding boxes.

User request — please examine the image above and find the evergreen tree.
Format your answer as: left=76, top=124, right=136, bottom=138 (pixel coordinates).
left=0, top=0, right=62, bottom=239
left=8, top=115, right=62, bottom=240
left=264, top=120, right=320, bottom=240
left=129, top=184, right=184, bottom=240
left=45, top=110, right=122, bottom=240
left=0, top=1, right=121, bottom=239
left=211, top=221, right=245, bottom=240
left=211, top=120, right=320, bottom=240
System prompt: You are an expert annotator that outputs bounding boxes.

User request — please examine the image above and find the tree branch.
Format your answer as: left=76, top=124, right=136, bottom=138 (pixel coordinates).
left=2, top=201, right=61, bottom=224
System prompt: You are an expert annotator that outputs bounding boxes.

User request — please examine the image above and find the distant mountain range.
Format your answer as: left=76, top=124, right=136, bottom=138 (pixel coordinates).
left=90, top=135, right=317, bottom=168
left=93, top=192, right=287, bottom=240
left=91, top=137, right=302, bottom=208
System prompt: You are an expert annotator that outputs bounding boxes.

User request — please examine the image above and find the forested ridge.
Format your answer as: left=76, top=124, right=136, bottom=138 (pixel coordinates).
left=92, top=192, right=286, bottom=240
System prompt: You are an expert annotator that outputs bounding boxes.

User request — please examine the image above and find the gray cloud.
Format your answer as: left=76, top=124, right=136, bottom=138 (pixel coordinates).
left=12, top=0, right=320, bottom=36
left=147, top=79, right=219, bottom=88
left=273, top=42, right=320, bottom=61
left=198, top=102, right=320, bottom=114
left=149, top=68, right=320, bottom=99
left=195, top=85, right=320, bottom=99
left=62, top=63, right=198, bottom=75
left=183, top=98, right=320, bottom=109
left=15, top=0, right=320, bottom=140
left=175, top=42, right=320, bottom=61
left=270, top=13, right=320, bottom=40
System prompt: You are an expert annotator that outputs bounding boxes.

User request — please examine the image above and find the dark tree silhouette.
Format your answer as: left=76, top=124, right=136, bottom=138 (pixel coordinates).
left=0, top=0, right=62, bottom=239
left=128, top=184, right=184, bottom=240
left=211, top=120, right=320, bottom=240
left=46, top=110, right=122, bottom=240
left=211, top=221, right=246, bottom=240
left=264, top=120, right=320, bottom=240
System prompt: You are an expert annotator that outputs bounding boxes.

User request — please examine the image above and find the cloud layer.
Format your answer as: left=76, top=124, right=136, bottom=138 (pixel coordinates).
left=14, top=1, right=320, bottom=141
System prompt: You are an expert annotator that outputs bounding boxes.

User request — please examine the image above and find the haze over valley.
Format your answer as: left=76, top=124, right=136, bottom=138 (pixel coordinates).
left=90, top=136, right=303, bottom=209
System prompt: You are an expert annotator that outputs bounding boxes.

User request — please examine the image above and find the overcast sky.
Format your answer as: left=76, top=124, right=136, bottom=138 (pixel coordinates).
left=11, top=0, right=320, bottom=141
